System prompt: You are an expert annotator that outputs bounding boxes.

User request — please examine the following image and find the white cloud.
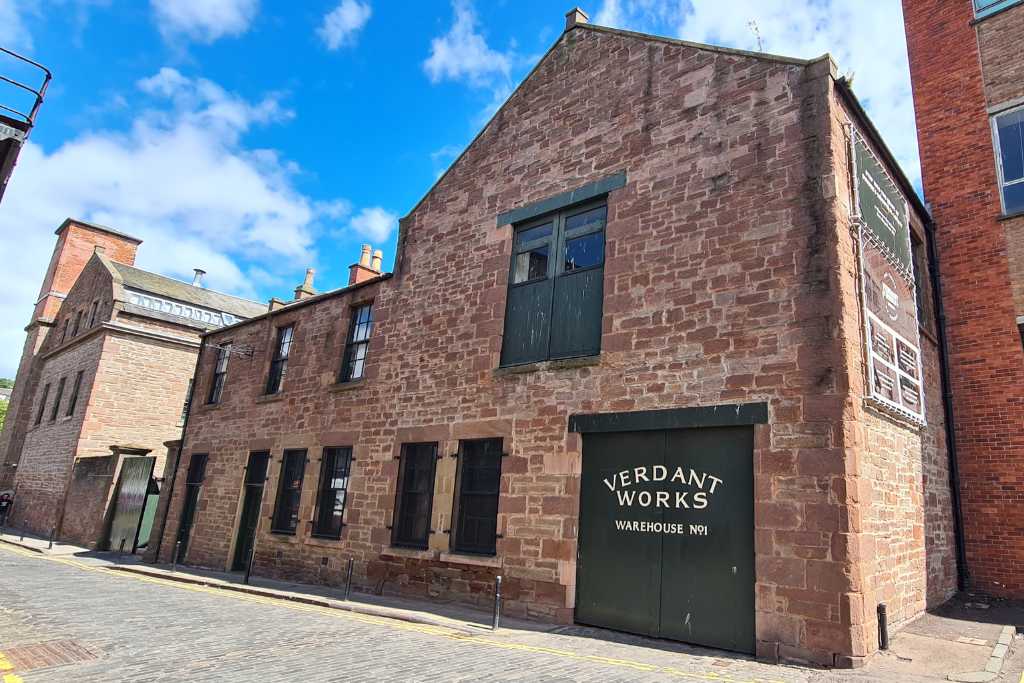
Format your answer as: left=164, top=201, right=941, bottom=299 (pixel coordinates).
left=424, top=0, right=511, bottom=88
left=0, top=68, right=348, bottom=376
left=317, top=0, right=372, bottom=50
left=591, top=0, right=921, bottom=188
left=0, top=0, right=33, bottom=51
left=348, top=207, right=397, bottom=243
left=150, top=0, right=259, bottom=44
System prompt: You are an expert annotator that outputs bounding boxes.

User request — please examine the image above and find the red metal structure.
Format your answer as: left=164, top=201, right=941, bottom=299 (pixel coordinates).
left=0, top=47, right=51, bottom=203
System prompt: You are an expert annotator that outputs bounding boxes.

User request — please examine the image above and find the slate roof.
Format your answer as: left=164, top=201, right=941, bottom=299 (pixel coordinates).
left=109, top=262, right=266, bottom=319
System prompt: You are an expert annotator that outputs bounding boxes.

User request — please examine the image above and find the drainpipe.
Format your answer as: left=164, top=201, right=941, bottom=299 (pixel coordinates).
left=925, top=215, right=968, bottom=591
left=151, top=336, right=205, bottom=563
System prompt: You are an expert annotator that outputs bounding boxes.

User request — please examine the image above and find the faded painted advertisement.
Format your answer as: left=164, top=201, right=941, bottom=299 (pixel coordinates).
left=854, top=129, right=926, bottom=422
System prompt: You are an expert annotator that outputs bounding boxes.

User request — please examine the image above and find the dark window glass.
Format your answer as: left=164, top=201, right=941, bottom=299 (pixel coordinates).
left=501, top=201, right=607, bottom=366
left=66, top=370, right=84, bottom=417
left=313, top=447, right=352, bottom=539
left=392, top=443, right=437, bottom=549
left=35, top=383, right=51, bottom=425
left=207, top=344, right=230, bottom=404
left=564, top=232, right=604, bottom=272
left=49, top=377, right=66, bottom=422
left=265, top=326, right=293, bottom=395
left=340, top=304, right=373, bottom=382
left=59, top=319, right=69, bottom=344
left=186, top=453, right=208, bottom=485
left=180, top=379, right=194, bottom=426
left=512, top=220, right=553, bottom=284
left=246, top=451, right=270, bottom=485
left=452, top=438, right=503, bottom=556
left=271, top=449, right=306, bottom=534
left=997, top=108, right=1024, bottom=214
left=88, top=301, right=99, bottom=327
left=71, top=311, right=82, bottom=337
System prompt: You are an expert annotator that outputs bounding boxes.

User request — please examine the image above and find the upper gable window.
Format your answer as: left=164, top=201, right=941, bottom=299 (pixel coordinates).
left=500, top=201, right=607, bottom=366
left=265, top=325, right=293, bottom=395
left=71, top=310, right=83, bottom=338
left=974, top=0, right=1023, bottom=18
left=994, top=106, right=1024, bottom=216
left=88, top=301, right=99, bottom=327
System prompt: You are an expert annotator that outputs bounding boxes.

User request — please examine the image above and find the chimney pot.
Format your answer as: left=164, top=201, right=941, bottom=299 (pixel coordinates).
left=371, top=249, right=383, bottom=272
left=294, top=268, right=317, bottom=300
left=359, top=244, right=372, bottom=267
left=349, top=244, right=380, bottom=286
left=192, top=268, right=206, bottom=287
left=565, top=6, right=589, bottom=31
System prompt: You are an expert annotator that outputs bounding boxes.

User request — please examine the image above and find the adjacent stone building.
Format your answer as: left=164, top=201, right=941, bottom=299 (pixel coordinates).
left=0, top=218, right=264, bottom=550
left=151, top=12, right=956, bottom=667
left=903, top=0, right=1024, bottom=598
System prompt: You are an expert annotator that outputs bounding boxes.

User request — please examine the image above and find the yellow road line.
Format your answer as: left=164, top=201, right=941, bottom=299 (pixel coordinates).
left=3, top=675, right=23, bottom=683
left=0, top=543, right=785, bottom=683
left=1019, top=670, right=1023, bottom=683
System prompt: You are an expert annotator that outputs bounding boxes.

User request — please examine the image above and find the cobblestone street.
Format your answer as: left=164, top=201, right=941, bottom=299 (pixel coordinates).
left=0, top=544, right=816, bottom=682
left=0, top=543, right=1020, bottom=682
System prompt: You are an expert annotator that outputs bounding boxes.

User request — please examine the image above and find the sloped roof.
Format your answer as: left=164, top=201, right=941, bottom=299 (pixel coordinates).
left=109, top=262, right=266, bottom=319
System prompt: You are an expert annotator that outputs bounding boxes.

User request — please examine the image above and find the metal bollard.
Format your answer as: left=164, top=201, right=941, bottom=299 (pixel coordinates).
left=172, top=541, right=181, bottom=572
left=492, top=575, right=503, bottom=631
left=119, top=538, right=126, bottom=554
left=244, top=546, right=256, bottom=585
left=877, top=603, right=889, bottom=651
left=344, top=557, right=354, bottom=601
left=48, top=527, right=55, bottom=550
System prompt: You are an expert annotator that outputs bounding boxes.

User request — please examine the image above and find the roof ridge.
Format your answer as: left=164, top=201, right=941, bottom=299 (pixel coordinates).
left=111, top=261, right=263, bottom=307
left=576, top=23, right=820, bottom=68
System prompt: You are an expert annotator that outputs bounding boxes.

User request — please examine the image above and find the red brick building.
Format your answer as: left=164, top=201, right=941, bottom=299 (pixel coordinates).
left=153, top=12, right=956, bottom=667
left=903, top=0, right=1024, bottom=598
left=0, top=218, right=264, bottom=550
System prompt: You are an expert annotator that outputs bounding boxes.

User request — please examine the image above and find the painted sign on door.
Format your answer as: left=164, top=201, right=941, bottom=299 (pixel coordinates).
left=576, top=426, right=755, bottom=653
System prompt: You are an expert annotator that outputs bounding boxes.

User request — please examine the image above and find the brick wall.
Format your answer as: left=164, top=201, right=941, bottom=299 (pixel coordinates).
left=154, top=26, right=952, bottom=666
left=903, top=0, right=1024, bottom=597
left=0, top=224, right=137, bottom=491
left=8, top=253, right=200, bottom=543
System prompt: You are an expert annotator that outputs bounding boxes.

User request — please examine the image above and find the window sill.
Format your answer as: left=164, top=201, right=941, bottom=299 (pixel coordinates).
left=305, top=535, right=344, bottom=548
left=384, top=545, right=435, bottom=561
left=998, top=209, right=1024, bottom=222
left=439, top=551, right=501, bottom=568
left=270, top=528, right=296, bottom=537
left=863, top=397, right=926, bottom=432
left=255, top=393, right=285, bottom=404
left=328, top=378, right=366, bottom=393
left=494, top=354, right=599, bottom=377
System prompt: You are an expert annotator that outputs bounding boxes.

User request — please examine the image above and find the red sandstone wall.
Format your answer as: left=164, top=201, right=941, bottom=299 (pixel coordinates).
left=158, top=27, right=950, bottom=666
left=903, top=0, right=1024, bottom=597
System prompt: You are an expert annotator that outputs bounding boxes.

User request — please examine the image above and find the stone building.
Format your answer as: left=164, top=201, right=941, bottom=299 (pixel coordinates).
left=0, top=218, right=264, bottom=550
left=152, top=11, right=956, bottom=668
left=903, top=0, right=1024, bottom=598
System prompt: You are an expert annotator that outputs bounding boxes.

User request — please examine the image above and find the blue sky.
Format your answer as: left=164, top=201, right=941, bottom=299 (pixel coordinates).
left=0, top=0, right=916, bottom=377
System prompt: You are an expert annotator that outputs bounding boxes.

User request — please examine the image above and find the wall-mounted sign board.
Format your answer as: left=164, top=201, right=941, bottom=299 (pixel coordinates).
left=853, top=129, right=926, bottom=423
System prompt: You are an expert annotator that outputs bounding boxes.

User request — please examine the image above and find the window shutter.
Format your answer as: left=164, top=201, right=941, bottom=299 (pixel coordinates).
left=549, top=268, right=603, bottom=359
left=500, top=278, right=554, bottom=366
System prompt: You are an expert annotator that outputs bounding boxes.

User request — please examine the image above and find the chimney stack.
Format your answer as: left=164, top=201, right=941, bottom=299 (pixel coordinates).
left=192, top=268, right=206, bottom=287
left=348, top=243, right=383, bottom=286
left=294, top=268, right=317, bottom=300
left=565, top=6, right=589, bottom=31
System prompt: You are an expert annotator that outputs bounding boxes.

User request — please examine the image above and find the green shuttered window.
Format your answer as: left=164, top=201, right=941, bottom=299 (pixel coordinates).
left=500, top=200, right=606, bottom=366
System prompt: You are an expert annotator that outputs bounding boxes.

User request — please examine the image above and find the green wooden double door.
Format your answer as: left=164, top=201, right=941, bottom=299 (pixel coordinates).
left=576, top=426, right=755, bottom=654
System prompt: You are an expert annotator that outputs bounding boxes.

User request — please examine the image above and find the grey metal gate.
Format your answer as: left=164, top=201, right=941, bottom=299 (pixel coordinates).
left=107, top=456, right=156, bottom=552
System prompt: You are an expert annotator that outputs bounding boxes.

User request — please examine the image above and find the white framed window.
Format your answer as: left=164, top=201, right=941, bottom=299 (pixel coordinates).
left=993, top=105, right=1024, bottom=216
